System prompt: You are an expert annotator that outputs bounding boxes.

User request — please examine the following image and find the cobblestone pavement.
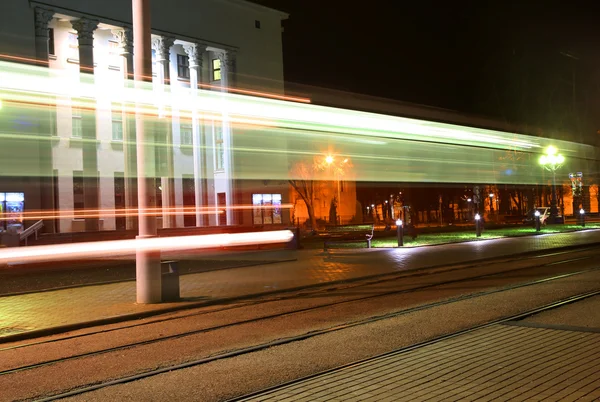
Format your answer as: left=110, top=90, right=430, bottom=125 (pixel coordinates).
left=1, top=229, right=600, bottom=340
left=239, top=324, right=600, bottom=402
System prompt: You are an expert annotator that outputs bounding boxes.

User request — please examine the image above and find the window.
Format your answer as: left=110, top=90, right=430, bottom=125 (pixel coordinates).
left=182, top=175, right=195, bottom=227
left=72, top=107, right=82, bottom=138
left=48, top=28, right=55, bottom=55
left=177, top=54, right=189, bottom=79
left=180, top=123, right=193, bottom=146
left=212, top=58, right=221, bottom=81
left=214, top=123, right=224, bottom=170
left=73, top=171, right=84, bottom=216
left=114, top=173, right=125, bottom=230
left=252, top=194, right=282, bottom=225
left=111, top=104, right=123, bottom=141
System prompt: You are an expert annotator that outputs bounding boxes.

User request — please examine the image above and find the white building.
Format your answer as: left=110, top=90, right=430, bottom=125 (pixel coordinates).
left=0, top=0, right=290, bottom=233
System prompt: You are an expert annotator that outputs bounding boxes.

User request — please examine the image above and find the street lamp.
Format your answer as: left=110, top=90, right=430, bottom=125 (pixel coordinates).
left=475, top=213, right=481, bottom=237
left=489, top=193, right=495, bottom=213
left=396, top=219, right=403, bottom=246
left=580, top=208, right=585, bottom=227
left=539, top=146, right=565, bottom=223
left=534, top=210, right=541, bottom=232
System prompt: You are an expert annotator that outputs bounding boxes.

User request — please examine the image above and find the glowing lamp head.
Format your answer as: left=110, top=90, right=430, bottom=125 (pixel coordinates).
left=546, top=145, right=558, bottom=156
left=396, top=219, right=402, bottom=227
left=467, top=198, right=472, bottom=202
left=489, top=193, right=494, bottom=198
left=371, top=204, right=375, bottom=208
left=475, top=214, right=481, bottom=221
left=325, top=155, right=334, bottom=164
left=534, top=210, right=541, bottom=217
left=580, top=208, right=585, bottom=215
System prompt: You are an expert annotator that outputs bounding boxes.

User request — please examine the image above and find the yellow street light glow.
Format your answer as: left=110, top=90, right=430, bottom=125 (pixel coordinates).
left=539, top=146, right=565, bottom=171
left=325, top=155, right=334, bottom=164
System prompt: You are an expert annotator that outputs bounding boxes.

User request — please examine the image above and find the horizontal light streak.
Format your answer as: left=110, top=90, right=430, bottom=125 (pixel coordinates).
left=0, top=60, right=540, bottom=151
left=0, top=230, right=294, bottom=265
left=1, top=204, right=293, bottom=221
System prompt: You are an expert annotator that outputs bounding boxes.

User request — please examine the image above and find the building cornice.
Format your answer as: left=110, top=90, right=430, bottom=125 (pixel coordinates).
left=221, top=0, right=289, bottom=19
left=29, top=0, right=239, bottom=52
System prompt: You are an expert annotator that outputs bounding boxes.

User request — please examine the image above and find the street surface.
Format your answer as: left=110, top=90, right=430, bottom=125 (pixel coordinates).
left=0, top=239, right=599, bottom=401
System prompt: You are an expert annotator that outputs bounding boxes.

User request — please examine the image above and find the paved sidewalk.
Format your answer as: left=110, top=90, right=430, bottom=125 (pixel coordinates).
left=239, top=323, right=600, bottom=401
left=1, top=230, right=600, bottom=341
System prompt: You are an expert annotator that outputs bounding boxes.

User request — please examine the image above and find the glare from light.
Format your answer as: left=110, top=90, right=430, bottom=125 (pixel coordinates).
left=396, top=219, right=402, bottom=226
left=325, top=155, right=334, bottom=164
left=534, top=210, right=541, bottom=217
left=0, top=230, right=294, bottom=264
left=580, top=208, right=585, bottom=215
left=475, top=214, right=481, bottom=221
left=489, top=193, right=494, bottom=198
left=467, top=198, right=472, bottom=202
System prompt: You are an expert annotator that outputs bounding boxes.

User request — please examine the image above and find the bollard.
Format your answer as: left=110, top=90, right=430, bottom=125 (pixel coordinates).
left=396, top=219, right=403, bottom=247
left=475, top=214, right=481, bottom=237
left=161, top=260, right=180, bottom=302
left=580, top=208, right=585, bottom=227
left=534, top=210, right=541, bottom=232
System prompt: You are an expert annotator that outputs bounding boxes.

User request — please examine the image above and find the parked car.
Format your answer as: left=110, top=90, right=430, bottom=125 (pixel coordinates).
left=523, top=207, right=550, bottom=225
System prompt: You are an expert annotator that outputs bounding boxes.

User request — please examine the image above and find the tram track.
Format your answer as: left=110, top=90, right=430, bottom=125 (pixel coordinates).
left=1, top=260, right=597, bottom=382
left=2, top=245, right=596, bottom=351
left=33, top=275, right=600, bottom=402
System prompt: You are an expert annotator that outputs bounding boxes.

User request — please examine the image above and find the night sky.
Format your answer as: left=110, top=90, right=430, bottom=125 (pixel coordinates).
left=255, top=0, right=600, bottom=144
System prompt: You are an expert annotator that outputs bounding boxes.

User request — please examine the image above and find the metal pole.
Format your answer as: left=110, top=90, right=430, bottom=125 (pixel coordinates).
left=133, top=0, right=161, bottom=304
left=551, top=169, right=558, bottom=221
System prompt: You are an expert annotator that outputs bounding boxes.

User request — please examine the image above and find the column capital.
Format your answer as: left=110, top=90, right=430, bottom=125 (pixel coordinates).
left=217, top=50, right=237, bottom=71
left=183, top=43, right=207, bottom=69
left=71, top=18, right=99, bottom=47
left=112, top=28, right=134, bottom=56
left=34, top=7, right=54, bottom=38
left=151, top=36, right=175, bottom=62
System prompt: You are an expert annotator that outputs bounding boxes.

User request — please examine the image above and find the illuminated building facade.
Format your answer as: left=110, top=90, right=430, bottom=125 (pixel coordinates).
left=0, top=0, right=289, bottom=233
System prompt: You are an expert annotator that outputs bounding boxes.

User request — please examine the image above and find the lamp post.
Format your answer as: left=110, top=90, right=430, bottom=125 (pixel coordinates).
left=539, top=146, right=565, bottom=224
left=475, top=213, right=481, bottom=237
left=580, top=208, right=585, bottom=227
left=396, top=219, right=403, bottom=247
left=489, top=193, right=495, bottom=213
left=534, top=210, right=541, bottom=232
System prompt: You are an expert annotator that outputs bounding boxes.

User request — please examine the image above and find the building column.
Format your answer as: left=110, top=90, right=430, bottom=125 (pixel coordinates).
left=113, top=28, right=138, bottom=231
left=34, top=7, right=57, bottom=233
left=151, top=36, right=176, bottom=228
left=216, top=51, right=237, bottom=224
left=183, top=43, right=211, bottom=226
left=71, top=18, right=100, bottom=232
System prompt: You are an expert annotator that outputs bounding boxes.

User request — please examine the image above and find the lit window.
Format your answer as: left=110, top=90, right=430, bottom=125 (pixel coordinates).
left=180, top=123, right=192, bottom=146
left=72, top=107, right=82, bottom=138
left=252, top=194, right=282, bottom=225
left=111, top=104, right=123, bottom=141
left=177, top=54, right=190, bottom=79
left=212, top=58, right=221, bottom=81
left=214, top=123, right=224, bottom=170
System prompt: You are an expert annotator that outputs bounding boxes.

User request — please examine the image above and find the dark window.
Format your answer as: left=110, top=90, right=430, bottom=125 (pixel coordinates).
left=114, top=173, right=125, bottom=230
left=177, top=54, right=190, bottom=79
left=48, top=28, right=55, bottom=55
left=73, top=171, right=84, bottom=216
left=182, top=175, right=195, bottom=227
left=218, top=192, right=227, bottom=225
left=255, top=20, right=261, bottom=29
